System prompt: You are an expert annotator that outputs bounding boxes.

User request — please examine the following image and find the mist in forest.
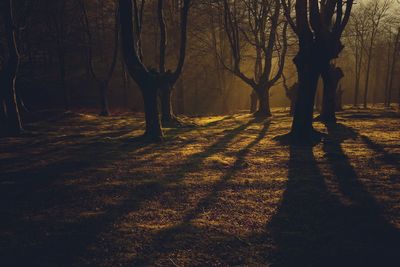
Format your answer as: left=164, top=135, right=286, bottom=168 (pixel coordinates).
left=1, top=0, right=398, bottom=117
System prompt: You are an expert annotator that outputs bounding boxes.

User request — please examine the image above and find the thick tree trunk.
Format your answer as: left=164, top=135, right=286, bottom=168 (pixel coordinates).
left=335, top=85, right=344, bottom=111
left=286, top=83, right=298, bottom=117
left=142, top=87, right=163, bottom=141
left=176, top=78, right=184, bottom=115
left=254, top=89, right=271, bottom=118
left=99, top=82, right=110, bottom=116
left=290, top=52, right=321, bottom=143
left=320, top=64, right=343, bottom=123
left=160, top=84, right=178, bottom=126
left=250, top=91, right=258, bottom=114
left=289, top=98, right=296, bottom=116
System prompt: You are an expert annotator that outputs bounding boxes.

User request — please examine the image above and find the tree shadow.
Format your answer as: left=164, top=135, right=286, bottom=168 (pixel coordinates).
left=268, top=123, right=400, bottom=266
left=0, top=116, right=261, bottom=266
left=359, top=134, right=400, bottom=172
left=130, top=119, right=271, bottom=265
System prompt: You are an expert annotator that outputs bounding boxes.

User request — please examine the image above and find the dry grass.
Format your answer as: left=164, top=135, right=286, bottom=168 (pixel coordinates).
left=0, top=107, right=399, bottom=266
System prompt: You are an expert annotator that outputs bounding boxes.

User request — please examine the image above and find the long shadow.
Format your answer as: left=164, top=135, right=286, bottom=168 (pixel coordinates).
left=0, top=116, right=260, bottom=266
left=359, top=134, right=400, bottom=172
left=268, top=124, right=400, bottom=266
left=130, top=119, right=271, bottom=266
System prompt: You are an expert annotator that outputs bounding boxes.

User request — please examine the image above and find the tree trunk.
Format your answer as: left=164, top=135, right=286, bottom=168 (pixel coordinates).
left=58, top=48, right=69, bottom=111
left=353, top=71, right=360, bottom=108
left=320, top=64, right=343, bottom=123
left=176, top=78, right=184, bottom=115
left=142, top=87, right=163, bottom=141
left=160, top=84, right=178, bottom=126
left=387, top=29, right=400, bottom=108
left=0, top=0, right=22, bottom=136
left=250, top=91, right=258, bottom=114
left=99, top=82, right=110, bottom=116
left=254, top=89, right=271, bottom=117
left=289, top=98, right=296, bottom=116
left=335, top=85, right=344, bottom=111
left=16, top=88, right=28, bottom=113
left=290, top=52, right=321, bottom=143
left=0, top=100, right=7, bottom=130
left=363, top=48, right=373, bottom=108
left=287, top=83, right=298, bottom=117
left=121, top=58, right=129, bottom=109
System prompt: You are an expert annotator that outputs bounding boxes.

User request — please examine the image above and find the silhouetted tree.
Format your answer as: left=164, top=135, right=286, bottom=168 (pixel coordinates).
left=281, top=0, right=353, bottom=143
left=0, top=0, right=23, bottom=136
left=386, top=27, right=400, bottom=107
left=320, top=64, right=344, bottom=122
left=80, top=0, right=119, bottom=116
left=347, top=5, right=368, bottom=108
left=282, top=72, right=298, bottom=116
left=222, top=0, right=288, bottom=118
left=362, top=0, right=391, bottom=108
left=119, top=0, right=191, bottom=140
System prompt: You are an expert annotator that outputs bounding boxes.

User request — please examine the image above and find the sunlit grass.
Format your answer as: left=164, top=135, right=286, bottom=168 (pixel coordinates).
left=0, top=107, right=399, bottom=266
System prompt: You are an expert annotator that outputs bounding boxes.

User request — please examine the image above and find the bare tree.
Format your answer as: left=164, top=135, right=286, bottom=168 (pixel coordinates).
left=362, top=0, right=392, bottom=108
left=386, top=27, right=400, bottom=107
left=80, top=0, right=119, bottom=116
left=281, top=0, right=353, bottom=143
left=119, top=0, right=191, bottom=141
left=221, top=0, right=288, bottom=118
left=347, top=5, right=369, bottom=108
left=319, top=63, right=344, bottom=122
left=0, top=0, right=23, bottom=136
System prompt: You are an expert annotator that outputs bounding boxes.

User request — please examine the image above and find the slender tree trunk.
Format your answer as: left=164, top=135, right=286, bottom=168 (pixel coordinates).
left=387, top=28, right=400, bottom=108
left=363, top=46, right=373, bottom=108
left=0, top=100, right=7, bottom=129
left=99, top=82, right=110, bottom=116
left=121, top=59, right=129, bottom=109
left=250, top=91, right=258, bottom=114
left=384, top=40, right=391, bottom=107
left=354, top=42, right=362, bottom=107
left=160, top=84, right=178, bottom=126
left=16, top=89, right=28, bottom=113
left=0, top=0, right=22, bottom=136
left=57, top=47, right=69, bottom=110
left=142, top=86, right=163, bottom=140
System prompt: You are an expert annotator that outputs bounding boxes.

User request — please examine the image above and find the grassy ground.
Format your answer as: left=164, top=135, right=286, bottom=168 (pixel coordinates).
left=0, top=108, right=399, bottom=266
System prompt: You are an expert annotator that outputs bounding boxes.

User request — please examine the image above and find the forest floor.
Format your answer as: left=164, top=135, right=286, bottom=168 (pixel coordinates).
left=0, top=107, right=400, bottom=266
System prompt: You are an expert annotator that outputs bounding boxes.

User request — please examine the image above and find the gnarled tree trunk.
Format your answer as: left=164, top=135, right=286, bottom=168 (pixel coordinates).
left=160, top=84, right=178, bottom=126
left=254, top=89, right=271, bottom=117
left=290, top=52, right=321, bottom=143
left=250, top=91, right=258, bottom=114
left=142, top=86, right=163, bottom=141
left=320, top=64, right=344, bottom=123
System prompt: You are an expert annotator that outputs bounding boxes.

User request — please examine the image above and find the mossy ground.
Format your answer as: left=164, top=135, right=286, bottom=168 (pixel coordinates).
left=0, top=107, right=399, bottom=266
